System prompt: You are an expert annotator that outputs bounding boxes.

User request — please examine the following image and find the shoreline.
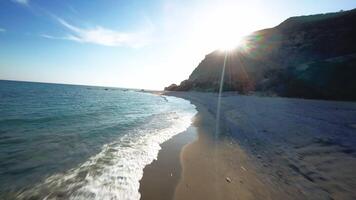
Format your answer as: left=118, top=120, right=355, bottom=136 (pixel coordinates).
left=172, top=95, right=288, bottom=200
left=140, top=92, right=286, bottom=200
left=140, top=91, right=356, bottom=200
left=139, top=125, right=198, bottom=200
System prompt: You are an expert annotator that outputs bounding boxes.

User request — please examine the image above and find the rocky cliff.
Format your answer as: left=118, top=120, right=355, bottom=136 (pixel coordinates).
left=165, top=9, right=356, bottom=100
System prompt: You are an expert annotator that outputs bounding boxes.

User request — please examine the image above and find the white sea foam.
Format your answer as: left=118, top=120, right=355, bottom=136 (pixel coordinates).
left=17, top=95, right=196, bottom=200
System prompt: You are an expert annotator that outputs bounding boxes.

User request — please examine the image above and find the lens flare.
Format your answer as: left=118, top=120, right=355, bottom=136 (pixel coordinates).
left=218, top=37, right=247, bottom=52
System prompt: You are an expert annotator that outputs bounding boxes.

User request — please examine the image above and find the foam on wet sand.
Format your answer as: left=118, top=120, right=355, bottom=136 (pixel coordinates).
left=140, top=91, right=356, bottom=200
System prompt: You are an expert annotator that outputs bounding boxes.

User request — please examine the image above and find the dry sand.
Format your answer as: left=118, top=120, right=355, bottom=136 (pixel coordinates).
left=173, top=105, right=289, bottom=200
left=140, top=92, right=356, bottom=200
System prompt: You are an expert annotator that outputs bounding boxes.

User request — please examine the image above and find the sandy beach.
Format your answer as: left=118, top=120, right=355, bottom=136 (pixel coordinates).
left=139, top=126, right=197, bottom=200
left=140, top=92, right=356, bottom=200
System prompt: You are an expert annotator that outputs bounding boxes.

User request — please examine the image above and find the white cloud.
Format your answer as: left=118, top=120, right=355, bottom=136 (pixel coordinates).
left=40, top=34, right=60, bottom=39
left=12, top=0, right=29, bottom=5
left=0, top=28, right=6, bottom=32
left=43, top=17, right=152, bottom=48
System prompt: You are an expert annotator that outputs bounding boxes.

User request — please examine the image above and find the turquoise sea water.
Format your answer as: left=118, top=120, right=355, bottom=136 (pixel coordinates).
left=0, top=80, right=196, bottom=199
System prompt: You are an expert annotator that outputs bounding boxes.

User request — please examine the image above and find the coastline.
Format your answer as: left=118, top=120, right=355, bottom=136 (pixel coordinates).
left=140, top=91, right=356, bottom=200
left=171, top=94, right=288, bottom=200
left=140, top=92, right=287, bottom=200
left=139, top=126, right=197, bottom=200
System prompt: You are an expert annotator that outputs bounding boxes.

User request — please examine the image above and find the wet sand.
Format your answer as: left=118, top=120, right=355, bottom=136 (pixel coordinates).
left=173, top=104, right=289, bottom=200
left=139, top=127, right=197, bottom=200
left=140, top=93, right=289, bottom=200
left=140, top=91, right=356, bottom=200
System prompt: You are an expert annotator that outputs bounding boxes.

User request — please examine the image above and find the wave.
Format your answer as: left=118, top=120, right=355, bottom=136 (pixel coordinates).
left=15, top=96, right=197, bottom=200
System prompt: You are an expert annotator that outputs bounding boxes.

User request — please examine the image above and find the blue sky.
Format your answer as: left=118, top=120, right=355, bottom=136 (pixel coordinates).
left=1, top=0, right=356, bottom=89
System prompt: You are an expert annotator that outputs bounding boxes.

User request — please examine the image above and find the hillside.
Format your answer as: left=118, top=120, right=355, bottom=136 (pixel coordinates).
left=165, top=9, right=356, bottom=100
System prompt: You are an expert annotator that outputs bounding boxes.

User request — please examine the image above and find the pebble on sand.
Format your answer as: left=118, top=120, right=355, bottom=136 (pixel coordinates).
left=225, top=177, right=232, bottom=183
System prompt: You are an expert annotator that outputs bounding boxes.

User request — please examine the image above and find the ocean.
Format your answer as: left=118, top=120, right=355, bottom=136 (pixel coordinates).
left=0, top=80, right=197, bottom=200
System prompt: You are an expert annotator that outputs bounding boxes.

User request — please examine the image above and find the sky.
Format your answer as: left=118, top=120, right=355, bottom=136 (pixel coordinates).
left=1, top=0, right=356, bottom=90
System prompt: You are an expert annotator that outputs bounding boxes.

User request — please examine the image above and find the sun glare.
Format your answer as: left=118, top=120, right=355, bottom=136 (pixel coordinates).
left=189, top=5, right=255, bottom=53
left=218, top=36, right=246, bottom=52
left=219, top=41, right=237, bottom=51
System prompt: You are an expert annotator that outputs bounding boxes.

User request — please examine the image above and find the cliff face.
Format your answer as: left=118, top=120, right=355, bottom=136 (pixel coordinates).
left=165, top=9, right=356, bottom=100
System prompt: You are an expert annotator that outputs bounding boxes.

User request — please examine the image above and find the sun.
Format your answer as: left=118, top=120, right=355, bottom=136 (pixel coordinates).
left=218, top=36, right=246, bottom=52
left=203, top=7, right=250, bottom=52
left=219, top=41, right=237, bottom=51
left=187, top=4, right=256, bottom=54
